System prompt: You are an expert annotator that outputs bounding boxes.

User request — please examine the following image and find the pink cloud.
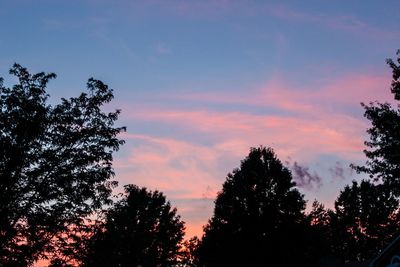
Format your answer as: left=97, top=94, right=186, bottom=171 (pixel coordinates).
left=129, top=110, right=365, bottom=161
left=186, top=222, right=206, bottom=239
left=169, top=72, right=392, bottom=115
left=116, top=133, right=223, bottom=198
left=115, top=70, right=396, bottom=239
left=115, top=110, right=363, bottom=237
left=114, top=133, right=231, bottom=238
left=117, top=71, right=392, bottom=196
left=125, top=71, right=392, bottom=158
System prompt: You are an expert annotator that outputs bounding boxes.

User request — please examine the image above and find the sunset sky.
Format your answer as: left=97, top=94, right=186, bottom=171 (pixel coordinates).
left=1, top=0, right=400, bottom=240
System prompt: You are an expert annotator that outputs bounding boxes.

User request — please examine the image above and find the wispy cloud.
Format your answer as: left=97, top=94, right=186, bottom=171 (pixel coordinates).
left=114, top=133, right=232, bottom=238
left=329, top=161, right=354, bottom=181
left=288, top=161, right=322, bottom=190
left=170, top=73, right=392, bottom=113
left=128, top=109, right=365, bottom=161
left=115, top=69, right=394, bottom=237
left=107, top=1, right=399, bottom=40
left=116, top=133, right=222, bottom=198
left=154, top=42, right=171, bottom=55
left=268, top=4, right=399, bottom=40
left=123, top=71, right=393, bottom=161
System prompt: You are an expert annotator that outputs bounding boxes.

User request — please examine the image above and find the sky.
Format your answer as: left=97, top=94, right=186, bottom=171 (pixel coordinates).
left=1, top=0, right=400, bottom=244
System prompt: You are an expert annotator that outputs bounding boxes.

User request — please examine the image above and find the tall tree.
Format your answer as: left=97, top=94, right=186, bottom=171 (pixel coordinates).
left=306, top=201, right=335, bottom=264
left=82, top=185, right=185, bottom=267
left=329, top=180, right=399, bottom=262
left=332, top=50, right=400, bottom=263
left=0, top=64, right=125, bottom=266
left=196, top=147, right=314, bottom=267
left=354, top=50, right=400, bottom=194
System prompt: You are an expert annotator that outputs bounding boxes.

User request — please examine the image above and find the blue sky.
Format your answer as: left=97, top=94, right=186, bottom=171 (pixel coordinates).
left=1, top=0, right=400, bottom=239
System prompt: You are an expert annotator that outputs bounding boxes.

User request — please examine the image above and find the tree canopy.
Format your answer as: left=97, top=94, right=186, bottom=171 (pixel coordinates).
left=196, top=147, right=314, bottom=266
left=0, top=64, right=125, bottom=266
left=354, top=50, right=400, bottom=194
left=3, top=51, right=400, bottom=267
left=329, top=180, right=399, bottom=262
left=82, top=185, right=185, bottom=267
left=324, top=50, right=400, bottom=263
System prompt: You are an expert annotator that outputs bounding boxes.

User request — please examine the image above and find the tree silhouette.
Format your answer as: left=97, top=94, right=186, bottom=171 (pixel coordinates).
left=196, top=146, right=315, bottom=267
left=0, top=64, right=125, bottom=266
left=354, top=50, right=400, bottom=195
left=306, top=201, right=335, bottom=264
left=334, top=50, right=400, bottom=263
left=177, top=237, right=200, bottom=267
left=82, top=184, right=185, bottom=267
left=328, top=180, right=399, bottom=262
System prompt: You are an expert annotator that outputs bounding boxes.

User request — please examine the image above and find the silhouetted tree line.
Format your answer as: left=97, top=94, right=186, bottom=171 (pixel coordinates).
left=1, top=51, right=400, bottom=266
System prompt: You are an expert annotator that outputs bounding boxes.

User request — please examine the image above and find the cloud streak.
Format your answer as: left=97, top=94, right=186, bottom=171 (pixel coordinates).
left=289, top=162, right=322, bottom=190
left=329, top=161, right=354, bottom=181
left=170, top=73, right=392, bottom=114
left=115, top=70, right=394, bottom=238
left=268, top=4, right=399, bottom=40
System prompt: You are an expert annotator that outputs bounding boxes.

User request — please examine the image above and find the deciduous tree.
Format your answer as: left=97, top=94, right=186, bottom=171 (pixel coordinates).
left=83, top=185, right=185, bottom=267
left=197, top=147, right=313, bottom=266
left=354, top=50, right=400, bottom=194
left=329, top=180, right=399, bottom=262
left=0, top=64, right=125, bottom=266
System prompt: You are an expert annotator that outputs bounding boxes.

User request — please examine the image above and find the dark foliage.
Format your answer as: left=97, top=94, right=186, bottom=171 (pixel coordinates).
left=306, top=201, right=335, bottom=264
left=0, top=64, right=125, bottom=266
left=334, top=50, right=400, bottom=263
left=196, top=146, right=317, bottom=267
left=353, top=50, right=400, bottom=194
left=177, top=237, right=200, bottom=267
left=82, top=184, right=185, bottom=267
left=329, top=180, right=399, bottom=262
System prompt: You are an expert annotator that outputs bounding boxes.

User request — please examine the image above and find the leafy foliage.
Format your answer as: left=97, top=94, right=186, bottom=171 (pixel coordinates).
left=354, top=50, right=400, bottom=193
left=305, top=201, right=334, bottom=262
left=0, top=64, right=125, bottom=266
left=333, top=50, right=400, bottom=263
left=329, top=180, right=400, bottom=262
left=196, top=147, right=315, bottom=266
left=177, top=237, right=200, bottom=267
left=82, top=185, right=185, bottom=267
